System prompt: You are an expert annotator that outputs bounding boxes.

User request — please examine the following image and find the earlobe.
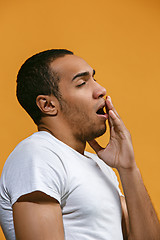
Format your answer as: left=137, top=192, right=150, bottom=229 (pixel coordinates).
left=36, top=95, right=58, bottom=116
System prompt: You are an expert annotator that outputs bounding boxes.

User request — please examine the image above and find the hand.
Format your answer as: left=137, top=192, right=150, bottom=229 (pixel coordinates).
left=88, top=96, right=136, bottom=172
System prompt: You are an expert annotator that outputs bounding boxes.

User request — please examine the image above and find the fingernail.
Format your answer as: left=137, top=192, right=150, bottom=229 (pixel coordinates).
left=108, top=96, right=111, bottom=101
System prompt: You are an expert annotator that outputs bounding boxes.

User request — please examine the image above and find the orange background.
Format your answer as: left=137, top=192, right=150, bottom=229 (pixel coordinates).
left=0, top=0, right=160, bottom=238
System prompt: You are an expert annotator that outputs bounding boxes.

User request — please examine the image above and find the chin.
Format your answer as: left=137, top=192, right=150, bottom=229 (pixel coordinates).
left=86, top=125, right=107, bottom=141
left=95, top=126, right=107, bottom=138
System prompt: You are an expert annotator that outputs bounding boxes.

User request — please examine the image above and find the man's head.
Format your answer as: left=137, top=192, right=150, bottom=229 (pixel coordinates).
left=17, top=49, right=107, bottom=142
left=16, top=49, right=73, bottom=125
left=48, top=54, right=107, bottom=142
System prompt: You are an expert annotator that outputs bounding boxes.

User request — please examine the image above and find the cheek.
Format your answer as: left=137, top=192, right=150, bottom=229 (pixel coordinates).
left=59, top=89, right=93, bottom=114
left=63, top=95, right=92, bottom=111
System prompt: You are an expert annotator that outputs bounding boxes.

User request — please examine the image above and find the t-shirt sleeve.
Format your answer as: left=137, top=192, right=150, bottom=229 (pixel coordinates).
left=6, top=141, right=68, bottom=206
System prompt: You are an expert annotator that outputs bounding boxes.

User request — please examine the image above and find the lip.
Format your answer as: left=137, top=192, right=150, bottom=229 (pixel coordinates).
left=96, top=101, right=105, bottom=112
left=96, top=113, right=109, bottom=119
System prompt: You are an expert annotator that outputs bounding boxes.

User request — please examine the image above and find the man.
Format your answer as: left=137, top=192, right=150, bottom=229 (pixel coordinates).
left=0, top=49, right=159, bottom=240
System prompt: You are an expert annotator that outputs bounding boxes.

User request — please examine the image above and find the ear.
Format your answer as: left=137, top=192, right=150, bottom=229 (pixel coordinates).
left=36, top=95, right=58, bottom=116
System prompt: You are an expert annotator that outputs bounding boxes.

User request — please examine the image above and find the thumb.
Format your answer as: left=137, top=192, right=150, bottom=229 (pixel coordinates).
left=88, top=139, right=104, bottom=154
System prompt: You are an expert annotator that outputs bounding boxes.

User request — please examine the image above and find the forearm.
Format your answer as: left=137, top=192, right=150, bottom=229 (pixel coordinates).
left=119, top=166, right=160, bottom=240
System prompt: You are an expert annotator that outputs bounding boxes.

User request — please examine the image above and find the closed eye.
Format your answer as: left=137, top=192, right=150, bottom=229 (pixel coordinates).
left=77, top=77, right=97, bottom=87
left=77, top=81, right=86, bottom=87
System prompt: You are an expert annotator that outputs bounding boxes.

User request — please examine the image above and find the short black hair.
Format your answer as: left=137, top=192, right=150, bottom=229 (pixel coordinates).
left=16, top=49, right=73, bottom=125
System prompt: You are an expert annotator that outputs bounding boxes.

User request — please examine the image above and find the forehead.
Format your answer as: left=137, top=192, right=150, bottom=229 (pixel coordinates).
left=50, top=55, right=93, bottom=80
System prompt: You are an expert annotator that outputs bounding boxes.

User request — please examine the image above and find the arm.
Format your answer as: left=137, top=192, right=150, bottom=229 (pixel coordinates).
left=120, top=196, right=129, bottom=240
left=13, top=191, right=64, bottom=240
left=120, top=167, right=160, bottom=240
left=89, top=96, right=160, bottom=240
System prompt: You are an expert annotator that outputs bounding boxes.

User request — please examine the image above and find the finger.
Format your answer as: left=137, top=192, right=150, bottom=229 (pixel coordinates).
left=109, top=109, right=118, bottom=121
left=88, top=139, right=104, bottom=153
left=108, top=110, right=114, bottom=129
left=106, top=96, right=120, bottom=119
left=108, top=110, right=121, bottom=128
left=106, top=96, right=126, bottom=129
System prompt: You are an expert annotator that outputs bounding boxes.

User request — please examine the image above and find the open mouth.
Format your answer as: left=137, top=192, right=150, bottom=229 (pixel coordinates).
left=96, top=103, right=109, bottom=119
left=96, top=106, right=106, bottom=115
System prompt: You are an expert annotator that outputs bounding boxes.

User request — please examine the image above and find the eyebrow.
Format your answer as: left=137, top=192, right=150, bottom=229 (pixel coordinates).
left=72, top=69, right=95, bottom=81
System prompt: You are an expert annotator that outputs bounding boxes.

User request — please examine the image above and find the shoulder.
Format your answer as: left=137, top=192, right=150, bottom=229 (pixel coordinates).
left=6, top=132, right=63, bottom=164
left=0, top=132, right=69, bottom=206
left=2, top=132, right=68, bottom=182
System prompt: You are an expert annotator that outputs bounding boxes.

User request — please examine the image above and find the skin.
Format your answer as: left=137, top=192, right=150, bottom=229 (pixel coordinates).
left=37, top=55, right=108, bottom=154
left=13, top=54, right=160, bottom=240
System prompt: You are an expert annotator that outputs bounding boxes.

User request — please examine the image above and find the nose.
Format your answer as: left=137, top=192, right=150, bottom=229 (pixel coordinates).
left=92, top=81, right=107, bottom=99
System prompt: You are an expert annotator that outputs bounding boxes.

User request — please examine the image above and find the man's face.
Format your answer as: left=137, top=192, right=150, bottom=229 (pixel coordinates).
left=50, top=54, right=108, bottom=142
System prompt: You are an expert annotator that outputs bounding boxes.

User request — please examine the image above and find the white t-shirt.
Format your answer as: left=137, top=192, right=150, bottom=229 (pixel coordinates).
left=0, top=131, right=123, bottom=240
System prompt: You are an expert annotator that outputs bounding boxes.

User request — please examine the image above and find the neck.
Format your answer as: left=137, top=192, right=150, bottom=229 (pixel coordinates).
left=38, top=122, right=86, bottom=155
